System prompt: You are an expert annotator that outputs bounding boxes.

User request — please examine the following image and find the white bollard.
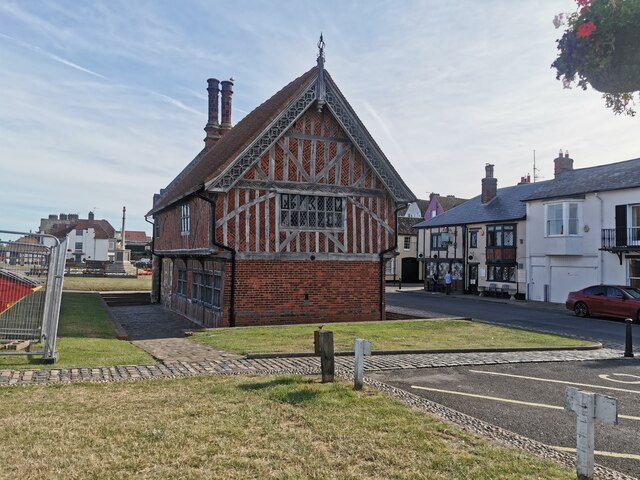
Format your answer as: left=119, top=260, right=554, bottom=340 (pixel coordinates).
left=565, top=387, right=617, bottom=479
left=354, top=338, right=372, bottom=390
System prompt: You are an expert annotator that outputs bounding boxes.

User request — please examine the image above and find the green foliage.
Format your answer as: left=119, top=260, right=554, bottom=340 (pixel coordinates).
left=552, top=0, right=640, bottom=115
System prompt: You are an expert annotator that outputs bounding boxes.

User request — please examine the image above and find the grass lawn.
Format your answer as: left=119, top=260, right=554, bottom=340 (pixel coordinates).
left=63, top=275, right=151, bottom=291
left=0, top=375, right=574, bottom=479
left=190, top=319, right=596, bottom=355
left=0, top=293, right=153, bottom=370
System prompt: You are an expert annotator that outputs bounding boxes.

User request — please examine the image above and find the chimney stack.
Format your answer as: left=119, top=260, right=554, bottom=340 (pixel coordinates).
left=220, top=79, right=234, bottom=129
left=204, top=78, right=221, bottom=149
left=518, top=174, right=531, bottom=185
left=481, top=163, right=497, bottom=204
left=88, top=211, right=95, bottom=221
left=554, top=149, right=574, bottom=178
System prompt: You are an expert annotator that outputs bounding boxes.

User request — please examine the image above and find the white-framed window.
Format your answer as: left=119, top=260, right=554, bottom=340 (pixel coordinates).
left=403, top=236, right=411, bottom=250
left=545, top=202, right=580, bottom=236
left=76, top=229, right=83, bottom=236
left=180, top=203, right=191, bottom=234
left=74, top=242, right=83, bottom=252
left=280, top=194, right=343, bottom=230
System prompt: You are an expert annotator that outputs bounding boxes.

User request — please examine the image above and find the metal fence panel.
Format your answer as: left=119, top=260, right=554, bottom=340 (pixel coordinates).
left=0, top=230, right=66, bottom=361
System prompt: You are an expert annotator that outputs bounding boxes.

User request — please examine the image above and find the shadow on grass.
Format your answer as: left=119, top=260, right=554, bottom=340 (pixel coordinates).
left=237, top=377, right=321, bottom=404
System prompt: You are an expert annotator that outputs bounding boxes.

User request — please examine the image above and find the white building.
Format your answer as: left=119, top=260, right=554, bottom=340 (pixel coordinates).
left=525, top=153, right=640, bottom=303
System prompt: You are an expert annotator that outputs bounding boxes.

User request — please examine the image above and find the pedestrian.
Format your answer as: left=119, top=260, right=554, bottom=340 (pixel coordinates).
left=431, top=272, right=439, bottom=292
left=444, top=271, right=452, bottom=295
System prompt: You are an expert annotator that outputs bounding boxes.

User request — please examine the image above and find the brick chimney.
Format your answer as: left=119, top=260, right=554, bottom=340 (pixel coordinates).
left=88, top=211, right=95, bottom=221
left=554, top=149, right=574, bottom=178
left=204, top=78, right=221, bottom=149
left=518, top=174, right=531, bottom=185
left=220, top=79, right=234, bottom=129
left=481, top=163, right=497, bottom=204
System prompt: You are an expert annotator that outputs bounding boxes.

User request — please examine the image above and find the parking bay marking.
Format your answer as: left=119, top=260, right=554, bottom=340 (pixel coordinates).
left=409, top=385, right=640, bottom=421
left=552, top=446, right=640, bottom=461
left=598, top=373, right=640, bottom=384
left=469, top=369, right=640, bottom=395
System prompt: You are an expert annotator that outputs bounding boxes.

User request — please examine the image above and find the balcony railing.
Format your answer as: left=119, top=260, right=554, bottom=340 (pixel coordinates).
left=601, top=227, right=640, bottom=249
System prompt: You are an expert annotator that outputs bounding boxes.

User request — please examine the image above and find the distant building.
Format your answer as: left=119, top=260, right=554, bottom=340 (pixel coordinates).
left=119, top=231, right=151, bottom=256
left=39, top=212, right=117, bottom=262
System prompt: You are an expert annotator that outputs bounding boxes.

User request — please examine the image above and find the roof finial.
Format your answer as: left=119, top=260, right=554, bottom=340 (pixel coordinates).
left=316, top=33, right=326, bottom=112
left=317, top=33, right=325, bottom=68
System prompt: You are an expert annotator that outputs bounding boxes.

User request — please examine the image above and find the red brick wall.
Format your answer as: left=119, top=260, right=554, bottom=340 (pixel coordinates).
left=155, top=196, right=211, bottom=251
left=231, top=259, right=384, bottom=326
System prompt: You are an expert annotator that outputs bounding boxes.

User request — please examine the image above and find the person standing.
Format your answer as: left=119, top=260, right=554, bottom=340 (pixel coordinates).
left=444, top=271, right=452, bottom=295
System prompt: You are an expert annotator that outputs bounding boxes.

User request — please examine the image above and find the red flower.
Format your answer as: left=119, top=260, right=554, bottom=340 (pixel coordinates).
left=576, top=0, right=590, bottom=6
left=576, top=21, right=597, bottom=37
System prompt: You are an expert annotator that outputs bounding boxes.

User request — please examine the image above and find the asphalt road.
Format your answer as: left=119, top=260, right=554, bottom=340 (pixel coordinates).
left=370, top=359, right=640, bottom=477
left=386, top=287, right=639, bottom=349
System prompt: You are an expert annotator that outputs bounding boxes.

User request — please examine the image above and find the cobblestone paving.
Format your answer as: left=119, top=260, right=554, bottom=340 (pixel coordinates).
left=0, top=347, right=625, bottom=386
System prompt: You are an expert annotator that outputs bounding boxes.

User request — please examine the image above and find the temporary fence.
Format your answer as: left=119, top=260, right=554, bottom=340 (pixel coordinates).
left=0, top=230, right=66, bottom=362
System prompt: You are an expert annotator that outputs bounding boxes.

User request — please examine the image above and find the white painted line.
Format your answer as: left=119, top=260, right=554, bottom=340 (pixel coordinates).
left=469, top=369, right=640, bottom=395
left=410, top=385, right=640, bottom=421
left=598, top=373, right=640, bottom=384
left=552, top=445, right=640, bottom=461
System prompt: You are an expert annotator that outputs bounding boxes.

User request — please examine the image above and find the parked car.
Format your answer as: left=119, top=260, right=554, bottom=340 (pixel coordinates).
left=566, top=285, right=640, bottom=322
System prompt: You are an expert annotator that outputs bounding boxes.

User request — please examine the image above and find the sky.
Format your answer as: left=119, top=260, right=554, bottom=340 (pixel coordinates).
left=1, top=0, right=638, bottom=236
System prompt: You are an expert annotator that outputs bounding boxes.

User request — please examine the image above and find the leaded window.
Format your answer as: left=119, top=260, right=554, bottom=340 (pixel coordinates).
left=280, top=194, right=343, bottom=230
left=180, top=203, right=191, bottom=234
left=192, top=271, right=203, bottom=301
left=403, top=237, right=411, bottom=250
left=469, top=230, right=478, bottom=248
left=487, top=224, right=515, bottom=247
left=487, top=264, right=516, bottom=283
left=177, top=269, right=187, bottom=296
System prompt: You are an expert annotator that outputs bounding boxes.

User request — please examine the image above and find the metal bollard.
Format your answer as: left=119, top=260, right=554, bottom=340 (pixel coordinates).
left=624, top=318, right=634, bottom=358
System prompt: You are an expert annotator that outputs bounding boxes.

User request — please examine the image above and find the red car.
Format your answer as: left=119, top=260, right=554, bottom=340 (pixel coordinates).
left=566, top=285, right=640, bottom=322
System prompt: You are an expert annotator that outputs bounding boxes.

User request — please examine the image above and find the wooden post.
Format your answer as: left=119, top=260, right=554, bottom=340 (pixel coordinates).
left=565, top=387, right=618, bottom=479
left=318, top=330, right=334, bottom=383
left=354, top=338, right=372, bottom=390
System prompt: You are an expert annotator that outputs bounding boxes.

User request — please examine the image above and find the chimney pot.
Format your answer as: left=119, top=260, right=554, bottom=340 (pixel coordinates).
left=485, top=163, right=494, bottom=179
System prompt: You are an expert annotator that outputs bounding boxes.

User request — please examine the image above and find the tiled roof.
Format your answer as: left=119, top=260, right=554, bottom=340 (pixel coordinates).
left=525, top=157, right=640, bottom=201
left=149, top=65, right=416, bottom=215
left=125, top=231, right=151, bottom=242
left=437, top=195, right=467, bottom=211
left=397, top=216, right=422, bottom=236
left=414, top=182, right=547, bottom=228
left=48, top=222, right=110, bottom=240
left=149, top=67, right=319, bottom=214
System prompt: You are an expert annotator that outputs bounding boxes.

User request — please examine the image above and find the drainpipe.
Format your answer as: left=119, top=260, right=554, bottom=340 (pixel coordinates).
left=197, top=192, right=236, bottom=327
left=595, top=192, right=603, bottom=284
left=144, top=215, right=161, bottom=304
left=379, top=203, right=408, bottom=320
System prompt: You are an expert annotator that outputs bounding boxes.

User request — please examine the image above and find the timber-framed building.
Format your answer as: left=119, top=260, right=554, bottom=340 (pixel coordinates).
left=148, top=42, right=415, bottom=327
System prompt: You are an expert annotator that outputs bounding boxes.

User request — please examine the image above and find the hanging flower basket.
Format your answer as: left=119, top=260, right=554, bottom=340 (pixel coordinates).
left=588, top=26, right=640, bottom=93
left=552, top=0, right=640, bottom=115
